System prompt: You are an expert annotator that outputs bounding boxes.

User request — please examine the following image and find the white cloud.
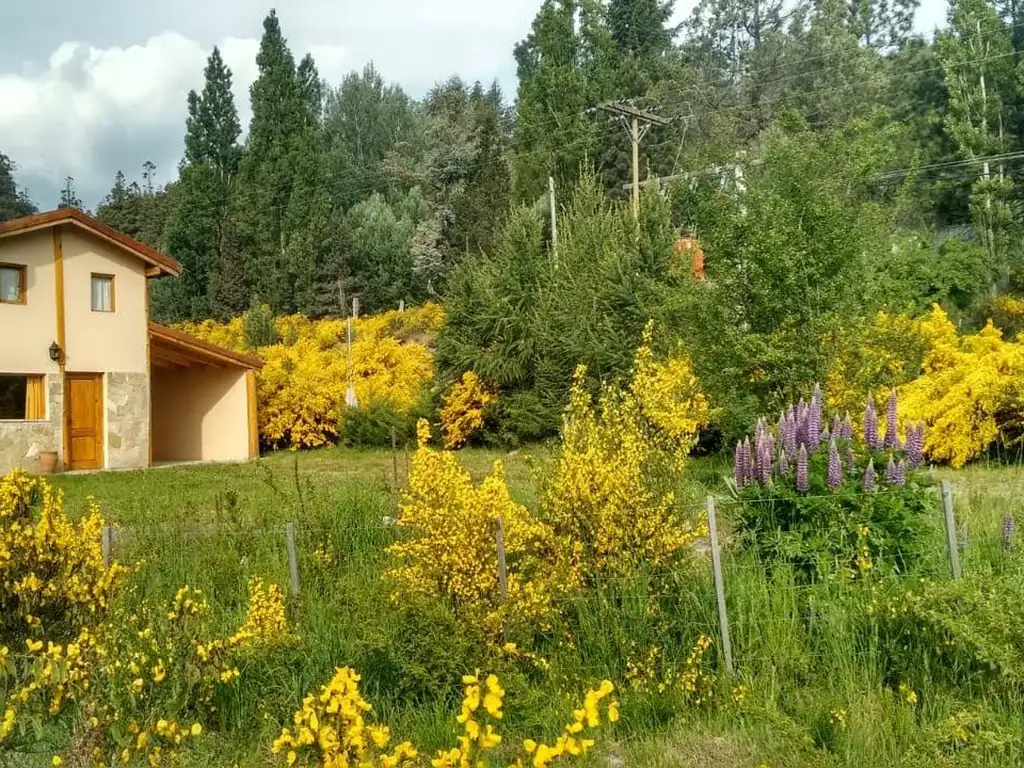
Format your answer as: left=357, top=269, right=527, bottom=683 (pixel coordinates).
left=0, top=33, right=239, bottom=204
left=0, top=0, right=948, bottom=208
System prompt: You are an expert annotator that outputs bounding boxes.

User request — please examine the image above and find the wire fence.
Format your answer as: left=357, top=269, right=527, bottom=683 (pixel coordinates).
left=96, top=471, right=1024, bottom=676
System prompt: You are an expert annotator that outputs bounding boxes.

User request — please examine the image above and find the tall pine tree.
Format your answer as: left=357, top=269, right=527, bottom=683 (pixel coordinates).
left=161, top=46, right=243, bottom=321
left=230, top=10, right=312, bottom=313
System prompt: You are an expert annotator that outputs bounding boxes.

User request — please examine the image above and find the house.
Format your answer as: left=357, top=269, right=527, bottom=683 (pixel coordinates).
left=0, top=208, right=261, bottom=473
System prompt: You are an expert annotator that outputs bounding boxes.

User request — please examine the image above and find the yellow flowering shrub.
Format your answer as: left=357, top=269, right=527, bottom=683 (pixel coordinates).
left=177, top=316, right=247, bottom=351
left=180, top=305, right=443, bottom=449
left=271, top=666, right=418, bottom=768
left=624, top=635, right=716, bottom=704
left=387, top=422, right=562, bottom=638
left=629, top=323, right=712, bottom=457
left=899, top=309, right=1024, bottom=467
left=545, top=353, right=709, bottom=582
left=826, top=310, right=945, bottom=423
left=440, top=371, right=496, bottom=449
left=0, top=470, right=124, bottom=643
left=272, top=667, right=617, bottom=768
left=989, top=294, right=1024, bottom=337
left=1, top=578, right=291, bottom=765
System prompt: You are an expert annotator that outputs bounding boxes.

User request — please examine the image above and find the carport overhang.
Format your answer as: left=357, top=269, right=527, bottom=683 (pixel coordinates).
left=148, top=323, right=263, bottom=463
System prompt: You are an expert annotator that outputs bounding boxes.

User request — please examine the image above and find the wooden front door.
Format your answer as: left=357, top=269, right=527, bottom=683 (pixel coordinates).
left=66, top=373, right=104, bottom=470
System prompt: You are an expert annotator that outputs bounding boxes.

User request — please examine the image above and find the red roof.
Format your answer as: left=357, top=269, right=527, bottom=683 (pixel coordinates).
left=0, top=208, right=182, bottom=277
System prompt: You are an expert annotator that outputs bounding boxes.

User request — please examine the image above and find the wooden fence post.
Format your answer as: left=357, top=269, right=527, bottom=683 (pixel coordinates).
left=285, top=523, right=301, bottom=620
left=941, top=480, right=962, bottom=579
left=495, top=515, right=509, bottom=642
left=706, top=496, right=735, bottom=676
left=101, top=525, right=113, bottom=568
left=391, top=426, right=399, bottom=494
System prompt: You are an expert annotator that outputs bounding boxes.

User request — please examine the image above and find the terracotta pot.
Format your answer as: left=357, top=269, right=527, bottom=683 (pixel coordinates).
left=39, top=451, right=58, bottom=474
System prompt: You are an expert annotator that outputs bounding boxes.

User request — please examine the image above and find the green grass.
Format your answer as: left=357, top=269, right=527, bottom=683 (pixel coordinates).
left=12, top=453, right=1024, bottom=767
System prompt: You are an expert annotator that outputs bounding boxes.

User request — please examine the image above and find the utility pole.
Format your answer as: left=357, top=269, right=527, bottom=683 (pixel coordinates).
left=548, top=176, right=558, bottom=258
left=597, top=102, right=671, bottom=218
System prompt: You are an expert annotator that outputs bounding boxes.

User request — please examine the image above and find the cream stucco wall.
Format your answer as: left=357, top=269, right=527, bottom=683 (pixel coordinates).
left=62, top=229, right=148, bottom=374
left=151, top=366, right=250, bottom=463
left=0, top=231, right=60, bottom=375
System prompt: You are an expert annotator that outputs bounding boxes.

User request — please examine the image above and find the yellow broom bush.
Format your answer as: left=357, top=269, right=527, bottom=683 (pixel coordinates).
left=387, top=422, right=561, bottom=639
left=899, top=308, right=1024, bottom=468
left=180, top=305, right=443, bottom=449
left=272, top=666, right=618, bottom=768
left=545, top=330, right=710, bottom=582
left=440, top=371, right=496, bottom=449
left=0, top=470, right=124, bottom=642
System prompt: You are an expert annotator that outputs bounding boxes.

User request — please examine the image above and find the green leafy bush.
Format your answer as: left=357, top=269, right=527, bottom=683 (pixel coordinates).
left=871, top=561, right=1024, bottom=695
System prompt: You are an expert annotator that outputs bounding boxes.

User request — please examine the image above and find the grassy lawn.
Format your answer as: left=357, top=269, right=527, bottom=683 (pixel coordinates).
left=16, top=453, right=1024, bottom=767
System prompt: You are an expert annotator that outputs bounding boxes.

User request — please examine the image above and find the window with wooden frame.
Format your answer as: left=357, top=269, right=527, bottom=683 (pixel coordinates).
left=0, top=375, right=46, bottom=420
left=90, top=273, right=115, bottom=312
left=0, top=263, right=26, bottom=304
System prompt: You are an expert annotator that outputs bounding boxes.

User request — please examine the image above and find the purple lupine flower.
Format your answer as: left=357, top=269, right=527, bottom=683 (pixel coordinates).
left=842, top=414, right=854, bottom=441
left=884, top=390, right=901, bottom=450
left=894, top=459, right=906, bottom=486
left=755, top=418, right=766, bottom=446
left=796, top=445, right=809, bottom=492
left=844, top=441, right=857, bottom=476
left=885, top=456, right=899, bottom=485
left=734, top=442, right=746, bottom=489
left=827, top=439, right=842, bottom=489
left=809, top=384, right=823, bottom=451
left=756, top=439, right=773, bottom=485
left=743, top=438, right=755, bottom=483
left=796, top=402, right=809, bottom=449
left=778, top=449, right=790, bottom=475
left=1003, top=515, right=1016, bottom=552
left=864, top=397, right=880, bottom=451
left=906, top=423, right=924, bottom=470
left=831, top=415, right=843, bottom=440
left=783, top=411, right=798, bottom=457
left=863, top=459, right=877, bottom=492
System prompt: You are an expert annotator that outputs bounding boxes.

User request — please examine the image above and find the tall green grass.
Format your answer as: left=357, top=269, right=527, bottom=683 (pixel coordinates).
left=40, top=453, right=1024, bottom=768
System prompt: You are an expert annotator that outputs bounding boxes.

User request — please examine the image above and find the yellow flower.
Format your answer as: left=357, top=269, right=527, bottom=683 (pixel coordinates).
left=190, top=723, right=202, bottom=737
left=52, top=758, right=63, bottom=766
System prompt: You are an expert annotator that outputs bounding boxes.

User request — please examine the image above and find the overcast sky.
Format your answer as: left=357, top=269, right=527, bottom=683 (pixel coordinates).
left=0, top=0, right=949, bottom=210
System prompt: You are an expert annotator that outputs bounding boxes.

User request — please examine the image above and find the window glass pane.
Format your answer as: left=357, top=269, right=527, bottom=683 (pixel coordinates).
left=0, top=376, right=28, bottom=420
left=0, top=267, right=21, bottom=302
left=91, top=276, right=112, bottom=311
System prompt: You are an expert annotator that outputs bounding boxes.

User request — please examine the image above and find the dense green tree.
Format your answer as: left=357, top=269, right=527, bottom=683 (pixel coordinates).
left=664, top=120, right=901, bottom=437
left=938, top=0, right=1020, bottom=280
left=608, top=0, right=679, bottom=58
left=0, top=153, right=37, bottom=221
left=231, top=10, right=306, bottom=312
left=341, top=193, right=420, bottom=312
left=438, top=172, right=673, bottom=441
left=513, top=0, right=598, bottom=202
left=451, top=82, right=513, bottom=257
left=324, top=64, right=418, bottom=210
left=161, top=46, right=243, bottom=320
left=849, top=0, right=921, bottom=49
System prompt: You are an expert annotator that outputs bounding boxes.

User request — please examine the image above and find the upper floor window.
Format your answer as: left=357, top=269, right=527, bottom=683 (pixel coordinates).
left=0, top=264, right=26, bottom=304
left=91, top=274, right=115, bottom=312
